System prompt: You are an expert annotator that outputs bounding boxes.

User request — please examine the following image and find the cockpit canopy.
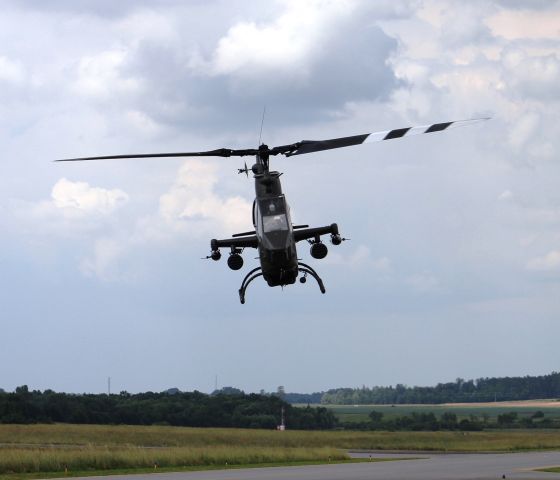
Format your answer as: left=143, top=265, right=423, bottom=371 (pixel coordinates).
left=254, top=195, right=292, bottom=253
left=253, top=194, right=295, bottom=254
left=260, top=196, right=288, bottom=233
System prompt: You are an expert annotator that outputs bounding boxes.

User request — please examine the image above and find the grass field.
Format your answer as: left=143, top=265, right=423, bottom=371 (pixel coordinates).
left=0, top=424, right=354, bottom=477
left=2, top=423, right=560, bottom=451
left=0, top=443, right=347, bottom=477
left=539, top=467, right=560, bottom=472
left=309, top=400, right=560, bottom=424
left=2, top=423, right=560, bottom=479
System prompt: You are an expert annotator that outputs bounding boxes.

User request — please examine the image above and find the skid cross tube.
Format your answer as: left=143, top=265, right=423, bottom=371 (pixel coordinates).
left=237, top=263, right=326, bottom=303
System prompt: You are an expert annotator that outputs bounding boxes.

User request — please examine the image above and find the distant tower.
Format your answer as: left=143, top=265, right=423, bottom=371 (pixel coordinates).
left=277, top=406, right=286, bottom=431
left=108, top=377, right=111, bottom=395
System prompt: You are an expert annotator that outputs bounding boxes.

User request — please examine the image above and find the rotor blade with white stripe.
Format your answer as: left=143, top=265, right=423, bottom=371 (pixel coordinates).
left=284, top=117, right=490, bottom=156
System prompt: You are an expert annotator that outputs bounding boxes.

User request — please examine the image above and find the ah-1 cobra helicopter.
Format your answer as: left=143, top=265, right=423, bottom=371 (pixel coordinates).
left=57, top=117, right=488, bottom=303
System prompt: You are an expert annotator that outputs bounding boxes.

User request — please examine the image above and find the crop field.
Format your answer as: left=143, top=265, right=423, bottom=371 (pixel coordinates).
left=310, top=400, right=560, bottom=424
left=2, top=423, right=560, bottom=479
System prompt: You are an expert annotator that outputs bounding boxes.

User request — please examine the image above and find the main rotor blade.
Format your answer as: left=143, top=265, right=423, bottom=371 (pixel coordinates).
left=55, top=117, right=489, bottom=161
left=284, top=117, right=490, bottom=157
left=55, top=148, right=258, bottom=162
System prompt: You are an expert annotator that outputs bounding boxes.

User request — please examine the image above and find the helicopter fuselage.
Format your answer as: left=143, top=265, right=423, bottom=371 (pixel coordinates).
left=253, top=172, right=298, bottom=287
left=209, top=151, right=342, bottom=303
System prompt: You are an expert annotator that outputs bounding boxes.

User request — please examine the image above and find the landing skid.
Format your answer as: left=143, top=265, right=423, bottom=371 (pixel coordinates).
left=238, top=267, right=263, bottom=304
left=238, top=262, right=326, bottom=304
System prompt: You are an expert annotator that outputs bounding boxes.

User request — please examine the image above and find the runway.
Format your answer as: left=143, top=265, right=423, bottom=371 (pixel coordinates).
left=73, top=451, right=560, bottom=480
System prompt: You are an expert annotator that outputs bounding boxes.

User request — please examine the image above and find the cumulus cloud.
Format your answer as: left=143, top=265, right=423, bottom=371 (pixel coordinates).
left=6, top=178, right=132, bottom=285
left=157, top=160, right=251, bottom=236
left=375, top=0, right=560, bottom=172
left=209, top=1, right=398, bottom=105
left=80, top=237, right=126, bottom=281
left=503, top=49, right=560, bottom=101
left=11, top=178, right=129, bottom=231
left=210, top=6, right=321, bottom=77
left=527, top=250, right=560, bottom=271
left=106, top=0, right=401, bottom=131
left=11, top=161, right=252, bottom=282
left=72, top=160, right=253, bottom=281
left=51, top=178, right=129, bottom=217
left=486, top=6, right=560, bottom=40
left=74, top=50, right=141, bottom=99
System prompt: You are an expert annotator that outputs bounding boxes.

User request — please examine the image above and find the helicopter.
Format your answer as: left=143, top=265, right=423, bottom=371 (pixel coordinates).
left=56, top=117, right=488, bottom=303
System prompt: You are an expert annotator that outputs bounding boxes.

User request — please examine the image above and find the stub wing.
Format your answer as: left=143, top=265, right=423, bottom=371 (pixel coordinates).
left=211, top=235, right=258, bottom=251
left=293, top=224, right=340, bottom=243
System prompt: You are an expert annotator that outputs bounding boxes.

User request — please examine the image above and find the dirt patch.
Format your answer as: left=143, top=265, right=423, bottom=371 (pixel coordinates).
left=440, top=399, right=560, bottom=408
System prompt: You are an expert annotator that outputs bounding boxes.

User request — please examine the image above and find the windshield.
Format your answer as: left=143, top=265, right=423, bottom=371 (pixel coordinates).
left=263, top=214, right=288, bottom=233
left=260, top=197, right=286, bottom=216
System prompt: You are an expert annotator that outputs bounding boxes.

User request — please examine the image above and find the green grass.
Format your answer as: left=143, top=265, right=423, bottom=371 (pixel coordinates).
left=0, top=445, right=356, bottom=478
left=3, top=424, right=560, bottom=452
left=0, top=424, right=405, bottom=478
left=0, top=444, right=349, bottom=477
left=538, top=467, right=560, bottom=472
left=2, top=424, right=560, bottom=479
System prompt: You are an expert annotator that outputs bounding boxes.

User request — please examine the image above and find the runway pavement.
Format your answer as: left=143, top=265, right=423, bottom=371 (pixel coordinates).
left=73, top=451, right=560, bottom=480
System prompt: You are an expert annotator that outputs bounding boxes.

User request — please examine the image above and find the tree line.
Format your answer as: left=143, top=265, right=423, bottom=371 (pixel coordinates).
left=0, top=386, right=336, bottom=429
left=319, top=371, right=560, bottom=404
left=340, top=409, right=558, bottom=432
left=1, top=385, right=558, bottom=431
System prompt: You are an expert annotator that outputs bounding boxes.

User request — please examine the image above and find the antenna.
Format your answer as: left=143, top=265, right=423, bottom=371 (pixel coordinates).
left=108, top=376, right=111, bottom=395
left=258, top=106, right=266, bottom=145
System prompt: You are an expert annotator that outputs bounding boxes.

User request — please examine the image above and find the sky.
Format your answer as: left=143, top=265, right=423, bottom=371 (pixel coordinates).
left=0, top=0, right=559, bottom=395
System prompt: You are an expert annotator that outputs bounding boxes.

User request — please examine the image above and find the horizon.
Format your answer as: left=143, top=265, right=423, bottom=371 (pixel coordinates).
left=3, top=369, right=558, bottom=396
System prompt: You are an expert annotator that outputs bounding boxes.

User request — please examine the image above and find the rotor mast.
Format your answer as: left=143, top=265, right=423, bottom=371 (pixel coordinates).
left=256, top=144, right=270, bottom=173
